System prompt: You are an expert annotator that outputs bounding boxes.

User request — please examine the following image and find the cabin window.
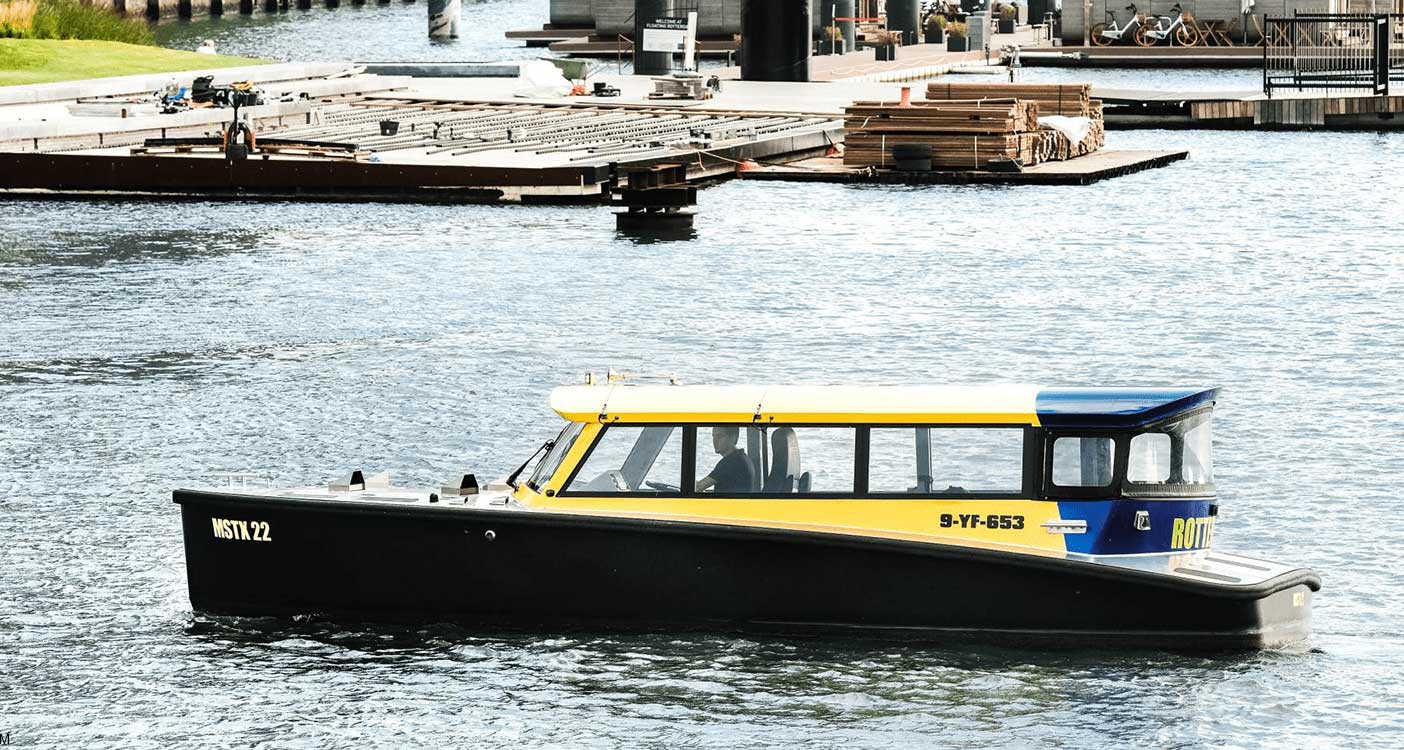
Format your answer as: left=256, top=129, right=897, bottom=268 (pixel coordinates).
left=1125, top=411, right=1214, bottom=494
left=1127, top=433, right=1172, bottom=483
left=694, top=425, right=855, bottom=494
left=526, top=422, right=584, bottom=491
left=1051, top=436, right=1115, bottom=487
left=869, top=427, right=1024, bottom=495
left=566, top=425, right=683, bottom=494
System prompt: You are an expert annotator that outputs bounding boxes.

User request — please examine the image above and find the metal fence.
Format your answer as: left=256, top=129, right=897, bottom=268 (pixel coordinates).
left=1263, top=13, right=1404, bottom=96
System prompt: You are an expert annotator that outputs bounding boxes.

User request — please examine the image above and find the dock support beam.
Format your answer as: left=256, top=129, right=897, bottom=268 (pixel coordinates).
left=428, top=0, right=460, bottom=39
left=238, top=0, right=253, bottom=14
left=210, top=0, right=223, bottom=15
left=741, top=0, right=810, bottom=82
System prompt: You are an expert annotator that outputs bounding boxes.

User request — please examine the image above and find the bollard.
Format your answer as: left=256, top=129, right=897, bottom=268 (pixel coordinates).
left=427, top=0, right=460, bottom=38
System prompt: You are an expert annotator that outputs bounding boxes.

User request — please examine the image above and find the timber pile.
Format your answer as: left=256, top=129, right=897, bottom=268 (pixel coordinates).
left=842, top=83, right=1106, bottom=170
left=1042, top=101, right=1105, bottom=160
left=924, top=82, right=1095, bottom=117
left=843, top=100, right=1045, bottom=169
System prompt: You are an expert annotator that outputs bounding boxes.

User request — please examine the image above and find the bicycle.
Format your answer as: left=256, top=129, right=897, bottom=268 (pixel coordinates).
left=1135, top=3, right=1201, bottom=47
left=1089, top=4, right=1145, bottom=47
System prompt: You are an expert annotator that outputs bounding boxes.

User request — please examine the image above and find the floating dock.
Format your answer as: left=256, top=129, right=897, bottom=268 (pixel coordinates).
left=741, top=149, right=1189, bottom=186
left=1095, top=88, right=1404, bottom=130
left=0, top=65, right=846, bottom=203
left=0, top=62, right=1201, bottom=204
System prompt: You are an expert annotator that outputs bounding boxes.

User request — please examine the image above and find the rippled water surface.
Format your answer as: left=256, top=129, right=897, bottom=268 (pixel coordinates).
left=6, top=5, right=1404, bottom=746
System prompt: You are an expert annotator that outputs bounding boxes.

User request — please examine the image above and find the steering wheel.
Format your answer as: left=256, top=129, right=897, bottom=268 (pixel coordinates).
left=644, top=480, right=680, bottom=493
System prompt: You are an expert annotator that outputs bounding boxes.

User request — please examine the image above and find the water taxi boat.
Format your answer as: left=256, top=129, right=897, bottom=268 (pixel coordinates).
left=174, top=384, right=1320, bottom=648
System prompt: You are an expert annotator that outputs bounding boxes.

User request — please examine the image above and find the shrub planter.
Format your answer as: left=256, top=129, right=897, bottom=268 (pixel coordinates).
left=924, top=28, right=945, bottom=44
left=947, top=36, right=968, bottom=52
left=875, top=43, right=898, bottom=61
left=821, top=39, right=846, bottom=55
left=998, top=19, right=1016, bottom=34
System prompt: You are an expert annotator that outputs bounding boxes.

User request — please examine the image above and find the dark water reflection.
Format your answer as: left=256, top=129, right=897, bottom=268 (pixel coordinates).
left=3, top=125, right=1403, bottom=747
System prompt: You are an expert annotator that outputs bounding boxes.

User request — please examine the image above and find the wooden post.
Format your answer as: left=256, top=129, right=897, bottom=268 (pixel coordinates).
left=240, top=0, right=255, bottom=13
left=325, top=0, right=340, bottom=7
left=209, top=0, right=223, bottom=15
left=146, top=0, right=160, bottom=19
left=263, top=0, right=277, bottom=11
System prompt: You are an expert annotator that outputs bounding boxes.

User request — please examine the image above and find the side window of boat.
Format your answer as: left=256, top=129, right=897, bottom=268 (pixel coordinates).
left=694, top=426, right=856, bottom=494
left=869, top=427, right=1024, bottom=495
left=1051, top=436, right=1116, bottom=487
left=566, top=425, right=683, bottom=494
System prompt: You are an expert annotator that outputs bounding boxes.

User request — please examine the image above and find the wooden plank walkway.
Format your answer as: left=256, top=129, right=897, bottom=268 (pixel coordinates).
left=739, top=149, right=1188, bottom=186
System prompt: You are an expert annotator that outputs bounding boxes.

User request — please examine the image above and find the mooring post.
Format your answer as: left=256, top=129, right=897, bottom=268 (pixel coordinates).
left=239, top=0, right=254, bottom=13
left=427, top=0, right=460, bottom=39
left=297, top=0, right=310, bottom=9
left=262, top=0, right=277, bottom=12
left=210, top=0, right=223, bottom=15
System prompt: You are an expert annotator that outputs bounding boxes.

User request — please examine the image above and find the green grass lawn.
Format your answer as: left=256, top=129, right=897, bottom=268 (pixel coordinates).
left=0, top=38, right=267, bottom=87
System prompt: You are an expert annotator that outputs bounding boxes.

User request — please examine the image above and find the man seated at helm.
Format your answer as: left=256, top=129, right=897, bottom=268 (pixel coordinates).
left=696, top=426, right=753, bottom=493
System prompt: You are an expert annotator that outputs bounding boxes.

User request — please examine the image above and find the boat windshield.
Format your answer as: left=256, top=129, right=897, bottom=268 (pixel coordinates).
left=1125, top=410, right=1214, bottom=496
left=526, top=422, right=584, bottom=491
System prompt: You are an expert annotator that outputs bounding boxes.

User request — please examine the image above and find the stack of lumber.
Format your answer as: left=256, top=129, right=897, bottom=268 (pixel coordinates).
left=924, top=82, right=1095, bottom=117
left=1040, top=102, right=1105, bottom=160
left=842, top=99, right=1045, bottom=169
left=924, top=82, right=1105, bottom=161
left=841, top=83, right=1106, bottom=170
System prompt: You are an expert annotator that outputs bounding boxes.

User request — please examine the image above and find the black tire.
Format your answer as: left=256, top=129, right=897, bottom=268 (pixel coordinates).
left=1090, top=23, right=1113, bottom=46
left=892, top=143, right=933, bottom=160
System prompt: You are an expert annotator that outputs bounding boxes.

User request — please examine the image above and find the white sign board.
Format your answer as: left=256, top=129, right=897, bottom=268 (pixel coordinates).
left=642, top=17, right=690, bottom=53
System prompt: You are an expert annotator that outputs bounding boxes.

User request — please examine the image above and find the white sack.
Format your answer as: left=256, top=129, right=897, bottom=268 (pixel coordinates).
left=1039, top=115, right=1093, bottom=144
left=513, top=60, right=572, bottom=99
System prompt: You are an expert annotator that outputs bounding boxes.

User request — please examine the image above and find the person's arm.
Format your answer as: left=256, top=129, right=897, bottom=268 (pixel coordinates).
left=696, top=474, right=716, bottom=492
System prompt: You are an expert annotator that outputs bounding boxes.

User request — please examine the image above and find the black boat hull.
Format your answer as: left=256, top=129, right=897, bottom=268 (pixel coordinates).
left=175, top=490, right=1318, bottom=648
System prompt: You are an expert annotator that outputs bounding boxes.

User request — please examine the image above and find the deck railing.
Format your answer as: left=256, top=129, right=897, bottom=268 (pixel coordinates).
left=1263, top=12, right=1404, bottom=97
